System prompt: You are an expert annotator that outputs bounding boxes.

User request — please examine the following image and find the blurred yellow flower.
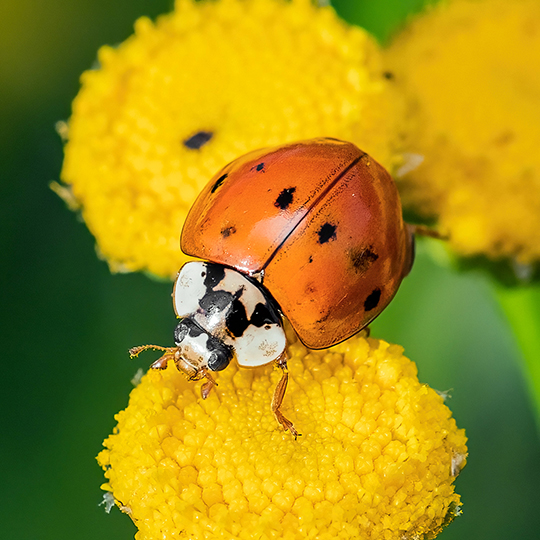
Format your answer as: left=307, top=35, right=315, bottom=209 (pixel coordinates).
left=59, top=0, right=404, bottom=278
left=385, top=0, right=540, bottom=263
left=98, top=333, right=466, bottom=540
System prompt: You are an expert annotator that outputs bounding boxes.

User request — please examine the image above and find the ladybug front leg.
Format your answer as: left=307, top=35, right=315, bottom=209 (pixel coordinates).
left=199, top=368, right=218, bottom=399
left=272, top=356, right=300, bottom=439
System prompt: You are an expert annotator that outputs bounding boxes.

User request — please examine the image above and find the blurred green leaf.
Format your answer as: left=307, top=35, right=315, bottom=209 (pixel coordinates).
left=332, top=0, right=430, bottom=42
left=496, top=284, right=540, bottom=434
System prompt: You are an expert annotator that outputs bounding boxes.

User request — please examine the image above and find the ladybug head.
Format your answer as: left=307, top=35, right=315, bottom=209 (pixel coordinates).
left=174, top=317, right=233, bottom=373
left=128, top=316, right=233, bottom=383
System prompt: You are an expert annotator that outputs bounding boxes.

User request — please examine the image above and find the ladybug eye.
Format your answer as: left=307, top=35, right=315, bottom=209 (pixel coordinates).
left=183, top=131, right=213, bottom=150
left=174, top=320, right=189, bottom=344
left=206, top=336, right=233, bottom=371
left=174, top=318, right=203, bottom=344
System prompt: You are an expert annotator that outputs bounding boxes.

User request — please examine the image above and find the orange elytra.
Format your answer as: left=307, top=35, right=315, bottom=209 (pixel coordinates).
left=181, top=137, right=414, bottom=349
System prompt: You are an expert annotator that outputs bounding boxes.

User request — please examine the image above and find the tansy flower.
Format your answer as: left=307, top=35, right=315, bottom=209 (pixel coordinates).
left=58, top=1, right=467, bottom=537
left=385, top=0, right=540, bottom=264
left=58, top=0, right=405, bottom=278
left=98, top=333, right=467, bottom=540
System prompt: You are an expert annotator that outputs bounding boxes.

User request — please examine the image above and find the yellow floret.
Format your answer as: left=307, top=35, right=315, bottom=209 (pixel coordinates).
left=59, top=0, right=405, bottom=278
left=98, top=333, right=467, bottom=540
left=385, top=0, right=540, bottom=262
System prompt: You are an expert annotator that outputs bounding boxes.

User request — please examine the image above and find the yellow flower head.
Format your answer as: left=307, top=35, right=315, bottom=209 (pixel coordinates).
left=385, top=0, right=540, bottom=263
left=98, top=334, right=467, bottom=540
left=59, top=0, right=404, bottom=278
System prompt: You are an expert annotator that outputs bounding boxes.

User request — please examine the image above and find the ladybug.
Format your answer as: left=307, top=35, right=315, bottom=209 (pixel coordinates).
left=131, top=138, right=416, bottom=437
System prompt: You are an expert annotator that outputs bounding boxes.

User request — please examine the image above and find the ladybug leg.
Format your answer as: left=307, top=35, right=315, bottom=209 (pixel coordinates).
left=360, top=326, right=371, bottom=338
left=200, top=368, right=218, bottom=399
left=407, top=223, right=448, bottom=240
left=272, top=356, right=300, bottom=439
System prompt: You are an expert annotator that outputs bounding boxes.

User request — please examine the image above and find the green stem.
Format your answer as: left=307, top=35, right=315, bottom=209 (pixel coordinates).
left=495, top=283, right=540, bottom=432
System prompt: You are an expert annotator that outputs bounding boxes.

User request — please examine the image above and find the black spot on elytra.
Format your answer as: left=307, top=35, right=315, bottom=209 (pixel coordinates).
left=226, top=298, right=250, bottom=338
left=221, top=226, right=236, bottom=238
left=256, top=162, right=265, bottom=171
left=317, top=223, right=337, bottom=244
left=203, top=264, right=226, bottom=289
left=199, top=290, right=234, bottom=314
left=211, top=173, right=228, bottom=194
left=183, top=131, right=213, bottom=149
left=274, top=187, right=296, bottom=210
left=382, top=71, right=394, bottom=80
left=315, top=311, right=330, bottom=324
left=304, top=283, right=317, bottom=295
left=349, top=246, right=379, bottom=274
left=308, top=256, right=313, bottom=263
left=364, top=288, right=381, bottom=312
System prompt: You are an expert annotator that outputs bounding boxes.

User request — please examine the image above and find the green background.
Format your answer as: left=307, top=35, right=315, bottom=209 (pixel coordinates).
left=1, top=0, right=539, bottom=539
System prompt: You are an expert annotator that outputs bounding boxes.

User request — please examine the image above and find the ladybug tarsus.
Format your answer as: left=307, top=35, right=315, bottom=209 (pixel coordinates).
left=200, top=369, right=218, bottom=399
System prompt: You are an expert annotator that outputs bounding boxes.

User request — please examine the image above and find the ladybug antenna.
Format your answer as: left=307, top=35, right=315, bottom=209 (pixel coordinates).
left=128, top=344, right=170, bottom=358
left=129, top=344, right=180, bottom=371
